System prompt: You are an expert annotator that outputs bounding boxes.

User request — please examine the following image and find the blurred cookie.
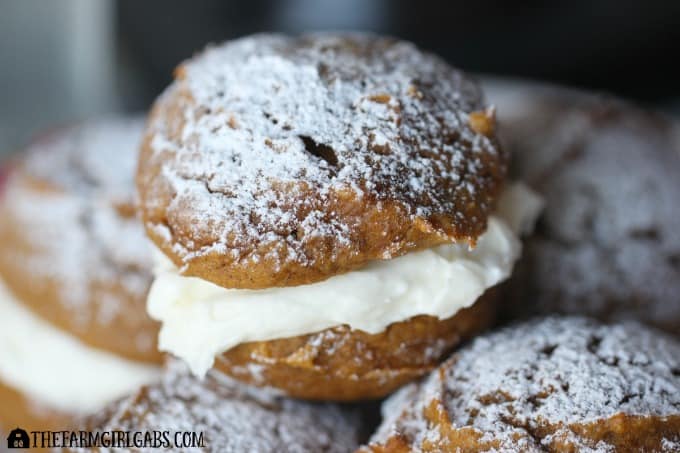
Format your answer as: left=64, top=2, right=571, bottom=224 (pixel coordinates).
left=0, top=119, right=161, bottom=361
left=0, top=379, right=66, bottom=434
left=66, top=361, right=362, bottom=453
left=361, top=316, right=680, bottom=452
left=0, top=118, right=161, bottom=431
left=486, top=81, right=680, bottom=333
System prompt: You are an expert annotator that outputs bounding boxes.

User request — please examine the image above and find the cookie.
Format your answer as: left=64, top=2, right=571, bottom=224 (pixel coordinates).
left=485, top=81, right=680, bottom=333
left=147, top=185, right=538, bottom=400
left=66, top=361, right=362, bottom=453
left=0, top=118, right=160, bottom=362
left=0, top=118, right=161, bottom=431
left=137, top=33, right=507, bottom=289
left=361, top=316, right=680, bottom=452
left=214, top=290, right=496, bottom=401
left=141, top=34, right=542, bottom=400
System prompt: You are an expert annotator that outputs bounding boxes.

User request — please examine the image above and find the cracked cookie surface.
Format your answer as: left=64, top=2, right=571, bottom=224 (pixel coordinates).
left=137, top=33, right=507, bottom=289
left=360, top=316, right=680, bottom=452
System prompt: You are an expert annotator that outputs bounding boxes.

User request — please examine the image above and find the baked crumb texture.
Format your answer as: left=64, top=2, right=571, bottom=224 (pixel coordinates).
left=361, top=317, right=680, bottom=452
left=137, top=33, right=507, bottom=289
left=213, top=291, right=496, bottom=401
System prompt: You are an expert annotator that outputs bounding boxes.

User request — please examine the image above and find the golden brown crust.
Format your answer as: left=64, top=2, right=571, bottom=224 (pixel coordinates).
left=137, top=33, right=507, bottom=289
left=362, top=402, right=680, bottom=452
left=360, top=317, right=680, bottom=452
left=213, top=291, right=496, bottom=401
left=0, top=121, right=162, bottom=364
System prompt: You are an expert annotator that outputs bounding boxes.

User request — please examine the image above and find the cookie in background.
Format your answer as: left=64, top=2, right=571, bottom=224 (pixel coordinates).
left=0, top=118, right=162, bottom=431
left=485, top=80, right=680, bottom=334
left=64, top=360, right=362, bottom=453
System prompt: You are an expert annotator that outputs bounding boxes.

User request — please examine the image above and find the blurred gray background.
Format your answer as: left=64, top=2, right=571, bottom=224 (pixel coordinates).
left=2, top=0, right=680, bottom=155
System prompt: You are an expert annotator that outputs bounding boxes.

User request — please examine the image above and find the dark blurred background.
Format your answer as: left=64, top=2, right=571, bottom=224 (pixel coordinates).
left=2, top=0, right=680, bottom=153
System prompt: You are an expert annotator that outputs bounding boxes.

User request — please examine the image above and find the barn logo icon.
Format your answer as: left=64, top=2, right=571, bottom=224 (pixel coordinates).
left=6, top=428, right=29, bottom=449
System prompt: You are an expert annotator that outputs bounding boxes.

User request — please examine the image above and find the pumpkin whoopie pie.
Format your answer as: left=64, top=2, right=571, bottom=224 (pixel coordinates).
left=0, top=118, right=161, bottom=431
left=137, top=33, right=541, bottom=400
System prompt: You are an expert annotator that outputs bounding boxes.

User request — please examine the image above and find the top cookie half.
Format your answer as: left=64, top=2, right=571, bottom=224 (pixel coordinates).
left=137, top=33, right=507, bottom=289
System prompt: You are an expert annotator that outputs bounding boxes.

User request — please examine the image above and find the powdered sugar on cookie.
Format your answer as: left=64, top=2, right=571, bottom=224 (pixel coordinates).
left=364, top=317, right=680, bottom=452
left=140, top=33, right=506, bottom=288
left=72, top=360, right=360, bottom=453
left=0, top=118, right=154, bottom=342
left=487, top=82, right=680, bottom=332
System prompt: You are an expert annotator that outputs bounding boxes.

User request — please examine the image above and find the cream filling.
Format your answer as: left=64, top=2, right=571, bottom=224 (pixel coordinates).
left=0, top=278, right=161, bottom=414
left=148, top=183, right=543, bottom=377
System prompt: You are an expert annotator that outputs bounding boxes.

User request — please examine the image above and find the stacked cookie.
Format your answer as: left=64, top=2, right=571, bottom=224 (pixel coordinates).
left=2, top=33, right=679, bottom=452
left=136, top=33, right=541, bottom=401
left=0, top=119, right=161, bottom=431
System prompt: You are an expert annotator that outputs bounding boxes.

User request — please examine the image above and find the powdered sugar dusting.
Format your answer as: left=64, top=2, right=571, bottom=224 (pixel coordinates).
left=0, top=118, right=154, bottom=338
left=77, top=360, right=360, bottom=452
left=23, top=119, right=143, bottom=206
left=365, top=317, right=680, bottom=452
left=142, top=33, right=504, bottom=280
left=662, top=437, right=680, bottom=452
left=485, top=81, right=680, bottom=332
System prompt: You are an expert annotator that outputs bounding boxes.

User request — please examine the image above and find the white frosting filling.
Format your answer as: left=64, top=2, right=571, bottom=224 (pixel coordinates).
left=0, top=277, right=161, bottom=414
left=148, top=183, right=543, bottom=377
